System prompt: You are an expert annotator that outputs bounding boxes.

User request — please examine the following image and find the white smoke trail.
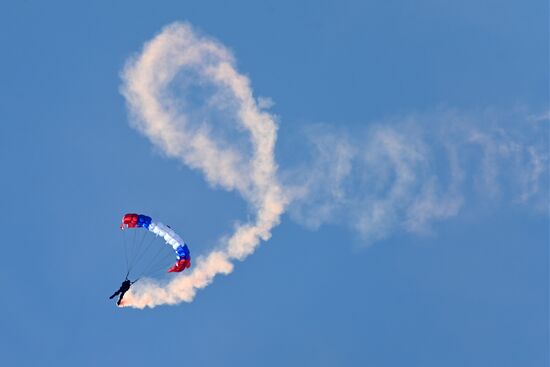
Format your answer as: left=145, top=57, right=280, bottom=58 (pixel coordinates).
left=286, top=109, right=549, bottom=243
left=120, top=22, right=288, bottom=308
left=118, top=22, right=548, bottom=308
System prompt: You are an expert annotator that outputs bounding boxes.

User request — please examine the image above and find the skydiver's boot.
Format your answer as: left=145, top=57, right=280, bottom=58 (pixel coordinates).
left=109, top=291, right=120, bottom=299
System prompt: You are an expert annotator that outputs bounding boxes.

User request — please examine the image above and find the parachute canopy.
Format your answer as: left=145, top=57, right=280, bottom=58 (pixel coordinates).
left=120, top=213, right=191, bottom=273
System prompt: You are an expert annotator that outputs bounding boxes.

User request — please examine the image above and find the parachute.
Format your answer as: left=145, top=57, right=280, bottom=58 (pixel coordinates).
left=120, top=213, right=191, bottom=276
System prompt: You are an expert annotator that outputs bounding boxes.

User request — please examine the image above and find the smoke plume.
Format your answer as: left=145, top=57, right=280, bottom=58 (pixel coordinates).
left=119, top=22, right=548, bottom=308
left=120, top=22, right=288, bottom=308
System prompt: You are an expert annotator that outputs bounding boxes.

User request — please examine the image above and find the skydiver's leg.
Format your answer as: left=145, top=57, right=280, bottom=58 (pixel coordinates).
left=109, top=290, right=121, bottom=299
left=117, top=291, right=126, bottom=306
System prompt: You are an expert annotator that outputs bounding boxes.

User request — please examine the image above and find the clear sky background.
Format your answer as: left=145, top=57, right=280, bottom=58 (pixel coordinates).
left=0, top=1, right=548, bottom=366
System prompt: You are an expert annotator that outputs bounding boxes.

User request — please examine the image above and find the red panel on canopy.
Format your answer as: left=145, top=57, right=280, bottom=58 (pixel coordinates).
left=167, top=259, right=191, bottom=273
left=121, top=213, right=139, bottom=229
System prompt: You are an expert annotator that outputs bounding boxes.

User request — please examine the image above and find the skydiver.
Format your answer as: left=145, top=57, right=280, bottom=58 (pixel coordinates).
left=109, top=277, right=137, bottom=306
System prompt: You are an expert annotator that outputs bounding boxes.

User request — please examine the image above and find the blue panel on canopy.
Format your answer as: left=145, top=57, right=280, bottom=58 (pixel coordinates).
left=137, top=215, right=152, bottom=229
left=175, top=244, right=190, bottom=259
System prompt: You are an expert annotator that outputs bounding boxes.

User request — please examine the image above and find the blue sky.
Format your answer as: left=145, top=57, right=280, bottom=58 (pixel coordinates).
left=0, top=1, right=548, bottom=366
